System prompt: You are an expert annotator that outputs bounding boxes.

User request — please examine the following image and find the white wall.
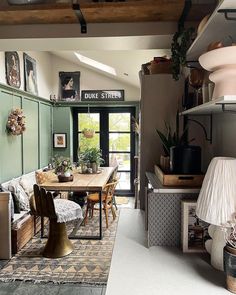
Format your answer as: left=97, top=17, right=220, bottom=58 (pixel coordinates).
left=51, top=54, right=139, bottom=101
left=0, top=51, right=52, bottom=99
left=0, top=51, right=139, bottom=101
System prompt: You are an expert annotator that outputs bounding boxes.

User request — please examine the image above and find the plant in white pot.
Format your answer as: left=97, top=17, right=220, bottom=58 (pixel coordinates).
left=52, top=155, right=73, bottom=182
left=78, top=147, right=104, bottom=174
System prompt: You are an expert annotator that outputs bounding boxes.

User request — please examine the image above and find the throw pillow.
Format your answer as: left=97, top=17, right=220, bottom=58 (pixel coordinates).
left=20, top=174, right=36, bottom=197
left=35, top=171, right=48, bottom=184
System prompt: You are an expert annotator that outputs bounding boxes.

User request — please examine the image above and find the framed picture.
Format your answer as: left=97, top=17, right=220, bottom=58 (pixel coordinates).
left=23, top=53, right=38, bottom=95
left=181, top=200, right=210, bottom=253
left=59, top=71, right=80, bottom=102
left=53, top=133, right=67, bottom=148
left=5, top=51, right=21, bottom=88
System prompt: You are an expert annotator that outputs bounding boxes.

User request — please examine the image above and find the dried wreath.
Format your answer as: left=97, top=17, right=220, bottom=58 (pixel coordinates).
left=6, top=108, right=26, bottom=135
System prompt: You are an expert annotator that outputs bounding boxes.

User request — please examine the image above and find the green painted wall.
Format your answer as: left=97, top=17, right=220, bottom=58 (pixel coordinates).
left=0, top=84, right=52, bottom=183
left=52, top=106, right=73, bottom=158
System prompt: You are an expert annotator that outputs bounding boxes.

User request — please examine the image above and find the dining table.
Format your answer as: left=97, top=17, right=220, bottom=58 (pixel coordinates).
left=40, top=166, right=115, bottom=240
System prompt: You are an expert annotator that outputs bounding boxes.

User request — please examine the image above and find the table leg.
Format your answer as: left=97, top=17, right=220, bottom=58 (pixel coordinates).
left=69, top=189, right=103, bottom=240
left=99, top=190, right=102, bottom=240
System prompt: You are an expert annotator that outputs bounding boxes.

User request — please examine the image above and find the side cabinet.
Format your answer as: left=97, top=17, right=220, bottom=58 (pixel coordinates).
left=146, top=172, right=200, bottom=248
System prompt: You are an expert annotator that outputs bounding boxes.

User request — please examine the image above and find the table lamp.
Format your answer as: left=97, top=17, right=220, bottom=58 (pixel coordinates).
left=196, top=157, right=236, bottom=271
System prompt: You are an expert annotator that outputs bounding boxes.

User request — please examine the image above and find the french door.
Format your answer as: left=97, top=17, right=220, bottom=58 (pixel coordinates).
left=73, top=107, right=135, bottom=195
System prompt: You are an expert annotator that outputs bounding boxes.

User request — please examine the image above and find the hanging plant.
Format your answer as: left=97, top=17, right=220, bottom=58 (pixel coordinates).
left=171, top=27, right=195, bottom=81
left=82, top=128, right=95, bottom=139
left=6, top=108, right=26, bottom=135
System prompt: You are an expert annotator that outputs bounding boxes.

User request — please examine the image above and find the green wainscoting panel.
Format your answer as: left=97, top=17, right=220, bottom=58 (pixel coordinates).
left=39, top=103, right=52, bottom=167
left=53, top=107, right=72, bottom=158
left=22, top=98, right=39, bottom=174
left=0, top=90, right=22, bottom=182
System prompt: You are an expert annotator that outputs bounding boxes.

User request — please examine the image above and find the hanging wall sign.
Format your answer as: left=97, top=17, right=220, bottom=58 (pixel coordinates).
left=81, top=90, right=124, bottom=101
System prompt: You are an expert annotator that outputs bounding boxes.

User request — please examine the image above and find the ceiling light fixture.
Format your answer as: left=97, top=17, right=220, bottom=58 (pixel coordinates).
left=74, top=52, right=117, bottom=76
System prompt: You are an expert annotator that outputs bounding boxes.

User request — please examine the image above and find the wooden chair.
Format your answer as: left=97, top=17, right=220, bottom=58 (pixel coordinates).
left=109, top=166, right=119, bottom=210
left=84, top=180, right=118, bottom=228
left=30, top=184, right=82, bottom=258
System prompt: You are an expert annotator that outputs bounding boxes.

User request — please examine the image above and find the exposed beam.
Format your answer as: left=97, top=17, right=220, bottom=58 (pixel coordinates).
left=0, top=1, right=185, bottom=25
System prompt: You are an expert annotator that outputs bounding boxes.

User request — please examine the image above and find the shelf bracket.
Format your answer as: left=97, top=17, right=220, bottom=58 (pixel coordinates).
left=73, top=4, right=87, bottom=34
left=220, top=103, right=236, bottom=114
left=185, top=114, right=212, bottom=144
left=218, top=9, right=236, bottom=21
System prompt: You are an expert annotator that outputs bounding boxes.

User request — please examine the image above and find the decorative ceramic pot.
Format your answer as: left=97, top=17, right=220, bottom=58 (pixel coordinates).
left=224, top=245, right=236, bottom=293
left=91, top=162, right=98, bottom=174
left=58, top=174, right=73, bottom=183
left=170, top=145, right=201, bottom=174
left=199, top=46, right=236, bottom=99
left=160, top=155, right=170, bottom=173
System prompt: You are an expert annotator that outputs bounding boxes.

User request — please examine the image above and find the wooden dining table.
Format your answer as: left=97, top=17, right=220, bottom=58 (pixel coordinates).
left=40, top=166, right=115, bottom=240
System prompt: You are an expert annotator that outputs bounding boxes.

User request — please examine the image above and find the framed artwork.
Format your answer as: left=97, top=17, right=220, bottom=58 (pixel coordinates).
left=181, top=200, right=210, bottom=253
left=5, top=51, right=21, bottom=88
left=53, top=133, right=67, bottom=148
left=23, top=53, right=38, bottom=95
left=59, top=71, right=80, bottom=102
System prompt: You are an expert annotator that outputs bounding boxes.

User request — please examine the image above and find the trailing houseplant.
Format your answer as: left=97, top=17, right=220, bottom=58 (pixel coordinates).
left=81, top=128, right=95, bottom=138
left=171, top=27, right=195, bottom=81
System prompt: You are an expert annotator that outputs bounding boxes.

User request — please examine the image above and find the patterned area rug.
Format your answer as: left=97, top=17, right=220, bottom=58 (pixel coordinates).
left=0, top=211, right=119, bottom=285
left=115, top=196, right=129, bottom=205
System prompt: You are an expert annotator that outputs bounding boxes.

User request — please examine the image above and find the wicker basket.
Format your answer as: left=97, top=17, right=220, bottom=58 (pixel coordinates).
left=149, top=60, right=172, bottom=74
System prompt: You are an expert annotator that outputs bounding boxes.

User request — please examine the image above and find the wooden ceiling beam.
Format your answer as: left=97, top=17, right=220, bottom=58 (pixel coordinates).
left=0, top=0, right=185, bottom=25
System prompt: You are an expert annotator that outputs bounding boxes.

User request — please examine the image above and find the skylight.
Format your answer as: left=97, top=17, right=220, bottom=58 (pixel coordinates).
left=74, top=52, right=117, bottom=76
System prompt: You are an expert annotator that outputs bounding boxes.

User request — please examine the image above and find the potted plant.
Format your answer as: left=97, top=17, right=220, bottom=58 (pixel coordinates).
left=52, top=155, right=73, bottom=182
left=81, top=128, right=95, bottom=139
left=171, top=27, right=195, bottom=81
left=78, top=147, right=104, bottom=173
left=156, top=111, right=188, bottom=172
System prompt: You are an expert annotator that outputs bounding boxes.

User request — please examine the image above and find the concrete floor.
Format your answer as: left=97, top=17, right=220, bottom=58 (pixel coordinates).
left=106, top=209, right=230, bottom=295
left=1, top=198, right=230, bottom=295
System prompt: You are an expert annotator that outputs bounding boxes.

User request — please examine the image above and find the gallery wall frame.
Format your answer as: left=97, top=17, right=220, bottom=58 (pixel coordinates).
left=181, top=200, right=210, bottom=253
left=5, top=51, right=21, bottom=89
left=23, top=53, right=38, bottom=95
left=59, top=71, right=80, bottom=102
left=53, top=133, right=67, bottom=148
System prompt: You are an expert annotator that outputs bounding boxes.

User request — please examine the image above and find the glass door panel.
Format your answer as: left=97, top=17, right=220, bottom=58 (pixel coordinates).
left=109, top=133, right=130, bottom=151
left=78, top=113, right=100, bottom=152
left=109, top=113, right=130, bottom=131
left=108, top=113, right=131, bottom=191
left=73, top=107, right=135, bottom=194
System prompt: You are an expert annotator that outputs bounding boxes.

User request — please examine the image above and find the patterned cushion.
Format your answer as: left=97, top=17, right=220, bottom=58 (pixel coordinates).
left=8, top=179, right=29, bottom=211
left=35, top=171, right=48, bottom=185
left=54, top=199, right=83, bottom=223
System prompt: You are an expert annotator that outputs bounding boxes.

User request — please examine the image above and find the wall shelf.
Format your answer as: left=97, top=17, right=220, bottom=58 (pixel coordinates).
left=187, top=0, right=236, bottom=62
left=180, top=96, right=236, bottom=115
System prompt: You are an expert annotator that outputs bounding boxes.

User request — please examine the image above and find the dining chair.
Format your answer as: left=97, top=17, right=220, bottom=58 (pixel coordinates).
left=84, top=180, right=119, bottom=228
left=30, top=184, right=83, bottom=258
left=109, top=166, right=119, bottom=210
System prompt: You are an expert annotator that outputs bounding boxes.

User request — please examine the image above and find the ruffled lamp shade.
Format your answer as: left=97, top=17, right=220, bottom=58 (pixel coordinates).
left=196, top=157, right=236, bottom=225
left=196, top=157, right=236, bottom=270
